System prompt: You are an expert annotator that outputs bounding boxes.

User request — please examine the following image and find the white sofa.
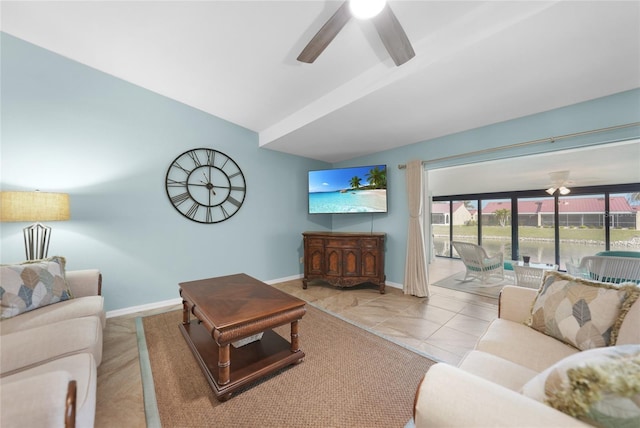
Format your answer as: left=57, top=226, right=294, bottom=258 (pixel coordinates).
left=0, top=268, right=105, bottom=428
left=414, top=279, right=640, bottom=427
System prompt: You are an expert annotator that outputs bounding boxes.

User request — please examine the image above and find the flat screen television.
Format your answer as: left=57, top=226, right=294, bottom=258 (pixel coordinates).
left=308, top=164, right=387, bottom=214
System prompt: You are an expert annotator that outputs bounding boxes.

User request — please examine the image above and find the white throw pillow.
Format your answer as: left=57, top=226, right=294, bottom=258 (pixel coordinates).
left=521, top=344, right=640, bottom=428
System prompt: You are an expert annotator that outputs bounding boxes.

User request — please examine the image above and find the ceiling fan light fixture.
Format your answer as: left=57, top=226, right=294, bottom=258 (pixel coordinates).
left=546, top=187, right=556, bottom=195
left=559, top=186, right=571, bottom=195
left=349, top=0, right=386, bottom=20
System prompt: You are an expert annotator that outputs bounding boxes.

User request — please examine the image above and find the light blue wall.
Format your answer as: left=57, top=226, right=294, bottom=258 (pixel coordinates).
left=0, top=33, right=331, bottom=311
left=333, top=89, right=640, bottom=286
left=2, top=32, right=638, bottom=310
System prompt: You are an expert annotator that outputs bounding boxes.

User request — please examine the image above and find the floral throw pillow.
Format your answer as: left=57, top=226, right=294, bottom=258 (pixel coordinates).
left=526, top=271, right=640, bottom=350
left=521, top=345, right=640, bottom=428
left=0, top=256, right=73, bottom=319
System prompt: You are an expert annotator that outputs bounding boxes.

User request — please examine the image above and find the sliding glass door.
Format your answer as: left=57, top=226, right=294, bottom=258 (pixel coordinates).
left=433, top=183, right=640, bottom=269
left=610, top=192, right=640, bottom=251
left=480, top=198, right=512, bottom=260
left=558, top=194, right=606, bottom=269
left=431, top=200, right=478, bottom=257
left=517, top=197, right=555, bottom=265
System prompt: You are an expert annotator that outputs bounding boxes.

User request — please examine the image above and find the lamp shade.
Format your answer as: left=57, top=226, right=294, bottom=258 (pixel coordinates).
left=0, top=191, right=70, bottom=222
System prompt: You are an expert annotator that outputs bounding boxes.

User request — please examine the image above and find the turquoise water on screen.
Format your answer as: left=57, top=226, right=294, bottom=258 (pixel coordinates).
left=309, top=190, right=386, bottom=213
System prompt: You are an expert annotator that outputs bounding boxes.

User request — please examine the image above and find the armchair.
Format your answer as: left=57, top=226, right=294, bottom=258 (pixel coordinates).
left=452, top=241, right=504, bottom=284
left=577, top=255, right=640, bottom=284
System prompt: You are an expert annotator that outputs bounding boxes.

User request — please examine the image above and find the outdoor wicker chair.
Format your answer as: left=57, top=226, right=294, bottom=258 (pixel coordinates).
left=452, top=241, right=504, bottom=284
left=578, top=255, right=640, bottom=284
left=513, top=265, right=548, bottom=289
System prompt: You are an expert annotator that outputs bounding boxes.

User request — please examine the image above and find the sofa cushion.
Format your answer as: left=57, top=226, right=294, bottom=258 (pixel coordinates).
left=0, top=256, right=72, bottom=320
left=521, top=344, right=640, bottom=428
left=0, top=295, right=105, bottom=334
left=459, top=350, right=539, bottom=392
left=477, top=318, right=579, bottom=372
left=527, top=271, right=640, bottom=350
left=0, top=316, right=102, bottom=376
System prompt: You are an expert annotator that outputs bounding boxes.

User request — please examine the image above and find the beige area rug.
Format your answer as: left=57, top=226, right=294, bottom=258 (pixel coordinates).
left=432, top=271, right=515, bottom=299
left=137, top=305, right=436, bottom=428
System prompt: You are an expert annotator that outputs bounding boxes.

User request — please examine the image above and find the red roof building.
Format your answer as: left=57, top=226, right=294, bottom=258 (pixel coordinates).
left=480, top=196, right=638, bottom=229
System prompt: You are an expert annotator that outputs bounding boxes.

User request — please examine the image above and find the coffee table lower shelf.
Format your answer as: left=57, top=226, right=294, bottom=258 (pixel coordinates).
left=179, top=321, right=305, bottom=401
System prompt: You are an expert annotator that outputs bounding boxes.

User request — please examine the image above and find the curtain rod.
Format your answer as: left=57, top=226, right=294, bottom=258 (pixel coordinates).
left=397, top=122, right=639, bottom=169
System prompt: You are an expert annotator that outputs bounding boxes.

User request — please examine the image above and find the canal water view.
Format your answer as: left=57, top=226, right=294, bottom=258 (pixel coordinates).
left=434, top=235, right=640, bottom=270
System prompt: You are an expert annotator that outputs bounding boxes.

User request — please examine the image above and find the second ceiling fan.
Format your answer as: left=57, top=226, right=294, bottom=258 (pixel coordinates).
left=297, top=0, right=415, bottom=67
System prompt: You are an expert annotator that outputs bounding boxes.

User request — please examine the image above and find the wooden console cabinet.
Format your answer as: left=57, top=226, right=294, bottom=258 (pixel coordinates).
left=302, top=231, right=386, bottom=294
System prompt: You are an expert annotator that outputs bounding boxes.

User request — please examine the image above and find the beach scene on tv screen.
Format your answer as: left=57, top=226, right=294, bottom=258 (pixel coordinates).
left=309, top=165, right=387, bottom=213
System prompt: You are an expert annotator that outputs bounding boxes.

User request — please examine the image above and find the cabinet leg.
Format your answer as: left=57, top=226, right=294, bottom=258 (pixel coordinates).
left=379, top=283, right=386, bottom=294
left=302, top=279, right=308, bottom=289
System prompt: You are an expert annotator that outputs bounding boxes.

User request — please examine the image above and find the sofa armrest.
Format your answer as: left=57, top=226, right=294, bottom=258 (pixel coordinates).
left=66, top=270, right=102, bottom=297
left=0, top=370, right=76, bottom=428
left=414, top=363, right=590, bottom=427
left=498, top=285, right=537, bottom=322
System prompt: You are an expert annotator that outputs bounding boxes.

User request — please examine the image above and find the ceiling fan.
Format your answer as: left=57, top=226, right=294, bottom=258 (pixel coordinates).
left=545, top=171, right=573, bottom=195
left=297, top=0, right=415, bottom=66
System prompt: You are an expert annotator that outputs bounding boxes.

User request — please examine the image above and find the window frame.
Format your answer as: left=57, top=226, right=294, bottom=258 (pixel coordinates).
left=432, top=183, right=640, bottom=265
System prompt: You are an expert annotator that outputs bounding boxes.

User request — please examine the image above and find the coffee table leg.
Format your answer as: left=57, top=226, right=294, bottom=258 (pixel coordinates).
left=290, top=320, right=300, bottom=352
left=218, top=344, right=230, bottom=385
left=182, top=300, right=190, bottom=325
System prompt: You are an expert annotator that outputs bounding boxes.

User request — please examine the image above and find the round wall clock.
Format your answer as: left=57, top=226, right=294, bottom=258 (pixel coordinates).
left=165, top=148, right=246, bottom=224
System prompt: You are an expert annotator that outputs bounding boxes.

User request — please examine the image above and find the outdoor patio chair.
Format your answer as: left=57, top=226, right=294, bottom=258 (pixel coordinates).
left=577, top=255, right=640, bottom=284
left=452, top=241, right=504, bottom=284
left=513, top=265, right=547, bottom=289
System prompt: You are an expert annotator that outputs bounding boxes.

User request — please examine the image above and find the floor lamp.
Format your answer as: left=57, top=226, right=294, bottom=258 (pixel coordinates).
left=0, top=191, right=70, bottom=260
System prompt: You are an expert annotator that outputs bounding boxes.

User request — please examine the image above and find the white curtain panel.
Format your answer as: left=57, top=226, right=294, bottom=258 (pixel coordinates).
left=404, top=160, right=430, bottom=297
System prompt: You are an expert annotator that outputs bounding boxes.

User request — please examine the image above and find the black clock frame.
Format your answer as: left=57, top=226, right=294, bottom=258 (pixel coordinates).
left=165, top=148, right=246, bottom=224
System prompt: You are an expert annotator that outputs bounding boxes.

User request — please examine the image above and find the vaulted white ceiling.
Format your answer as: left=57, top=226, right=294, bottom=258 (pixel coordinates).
left=2, top=1, right=639, bottom=164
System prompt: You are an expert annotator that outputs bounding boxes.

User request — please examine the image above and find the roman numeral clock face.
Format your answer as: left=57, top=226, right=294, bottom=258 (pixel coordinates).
left=165, top=148, right=246, bottom=223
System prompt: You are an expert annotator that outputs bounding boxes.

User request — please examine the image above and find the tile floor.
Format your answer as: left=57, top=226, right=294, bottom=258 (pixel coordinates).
left=95, top=257, right=497, bottom=427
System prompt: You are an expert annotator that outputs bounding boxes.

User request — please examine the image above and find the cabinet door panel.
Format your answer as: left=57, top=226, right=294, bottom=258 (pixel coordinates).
left=307, top=247, right=324, bottom=275
left=343, top=249, right=361, bottom=276
left=326, top=249, right=342, bottom=276
left=362, top=250, right=379, bottom=277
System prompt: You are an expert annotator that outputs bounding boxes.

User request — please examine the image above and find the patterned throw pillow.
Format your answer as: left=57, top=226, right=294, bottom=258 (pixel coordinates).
left=527, top=271, right=640, bottom=350
left=0, top=256, right=73, bottom=319
left=521, top=345, right=640, bottom=428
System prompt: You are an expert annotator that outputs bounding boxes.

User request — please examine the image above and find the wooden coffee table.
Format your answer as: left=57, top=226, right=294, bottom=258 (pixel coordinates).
left=179, top=273, right=306, bottom=401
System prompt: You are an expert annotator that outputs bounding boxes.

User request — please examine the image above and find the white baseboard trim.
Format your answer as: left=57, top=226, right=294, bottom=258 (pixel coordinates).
left=106, top=298, right=182, bottom=319
left=386, top=281, right=402, bottom=290
left=263, top=274, right=303, bottom=284
left=106, top=274, right=400, bottom=318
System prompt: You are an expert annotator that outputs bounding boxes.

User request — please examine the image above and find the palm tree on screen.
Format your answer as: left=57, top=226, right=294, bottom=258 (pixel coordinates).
left=366, top=167, right=387, bottom=189
left=349, top=176, right=362, bottom=189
